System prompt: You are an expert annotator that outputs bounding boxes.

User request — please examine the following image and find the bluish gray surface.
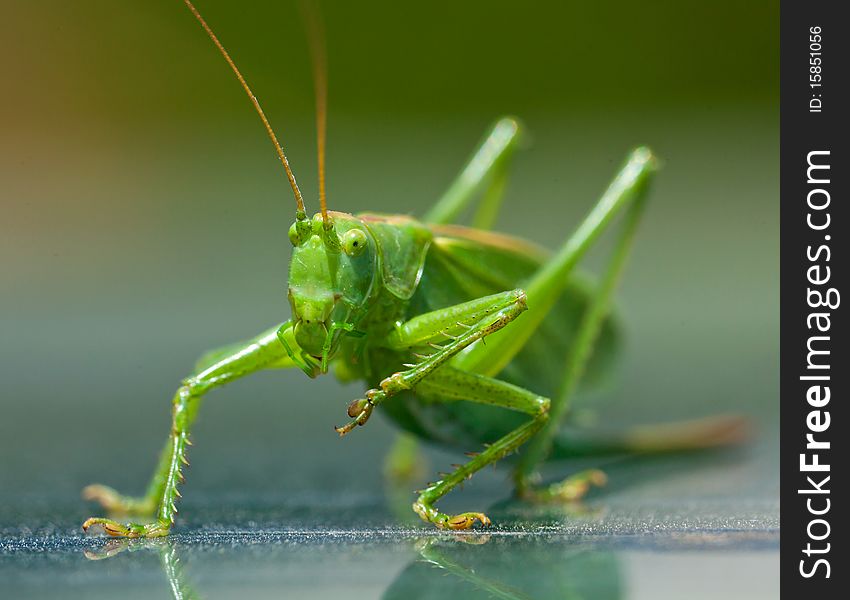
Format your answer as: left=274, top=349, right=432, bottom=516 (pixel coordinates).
left=2, top=513, right=779, bottom=600
left=2, top=440, right=778, bottom=599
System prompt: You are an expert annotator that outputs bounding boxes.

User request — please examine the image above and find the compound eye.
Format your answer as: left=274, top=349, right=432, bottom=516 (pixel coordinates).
left=342, top=228, right=368, bottom=256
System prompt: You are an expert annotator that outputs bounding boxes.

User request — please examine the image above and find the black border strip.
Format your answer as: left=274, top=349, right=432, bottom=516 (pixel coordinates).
left=781, top=0, right=847, bottom=595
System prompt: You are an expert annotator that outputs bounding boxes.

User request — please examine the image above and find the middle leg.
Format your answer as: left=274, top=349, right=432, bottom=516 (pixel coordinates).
left=410, top=366, right=550, bottom=529
left=82, top=322, right=299, bottom=537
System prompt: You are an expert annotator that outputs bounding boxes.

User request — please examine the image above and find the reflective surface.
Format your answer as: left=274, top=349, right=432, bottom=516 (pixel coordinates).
left=3, top=515, right=778, bottom=599
left=2, top=532, right=778, bottom=600
left=2, top=443, right=778, bottom=599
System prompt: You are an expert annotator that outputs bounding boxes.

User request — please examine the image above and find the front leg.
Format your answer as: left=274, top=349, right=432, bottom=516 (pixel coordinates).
left=334, top=289, right=528, bottom=435
left=82, top=322, right=300, bottom=538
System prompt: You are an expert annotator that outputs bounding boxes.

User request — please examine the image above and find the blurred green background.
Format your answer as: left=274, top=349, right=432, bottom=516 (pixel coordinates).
left=1, top=0, right=777, bottom=508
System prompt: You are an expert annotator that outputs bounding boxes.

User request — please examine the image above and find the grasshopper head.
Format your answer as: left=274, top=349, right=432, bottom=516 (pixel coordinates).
left=287, top=212, right=377, bottom=366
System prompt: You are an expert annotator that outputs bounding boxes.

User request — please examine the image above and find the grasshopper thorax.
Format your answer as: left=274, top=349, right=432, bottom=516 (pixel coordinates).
left=287, top=212, right=377, bottom=361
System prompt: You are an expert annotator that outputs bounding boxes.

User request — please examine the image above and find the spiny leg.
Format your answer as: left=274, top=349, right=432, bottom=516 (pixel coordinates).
left=453, top=147, right=658, bottom=378
left=83, top=444, right=173, bottom=516
left=84, top=324, right=303, bottom=516
left=373, top=288, right=532, bottom=518
left=411, top=366, right=550, bottom=529
left=515, top=174, right=649, bottom=498
left=426, top=117, right=521, bottom=228
left=82, top=322, right=299, bottom=537
left=160, top=541, right=200, bottom=600
left=84, top=540, right=200, bottom=600
left=84, top=397, right=208, bottom=518
left=335, top=289, right=528, bottom=434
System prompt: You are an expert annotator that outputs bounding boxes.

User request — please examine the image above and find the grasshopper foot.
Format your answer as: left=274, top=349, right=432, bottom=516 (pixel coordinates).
left=413, top=500, right=491, bottom=530
left=82, top=484, right=156, bottom=516
left=443, top=512, right=492, bottom=530
left=334, top=395, right=376, bottom=436
left=82, top=517, right=170, bottom=538
left=518, top=469, right=607, bottom=503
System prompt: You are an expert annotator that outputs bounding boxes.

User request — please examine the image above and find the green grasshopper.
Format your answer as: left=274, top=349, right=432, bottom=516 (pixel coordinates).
left=82, top=0, right=745, bottom=538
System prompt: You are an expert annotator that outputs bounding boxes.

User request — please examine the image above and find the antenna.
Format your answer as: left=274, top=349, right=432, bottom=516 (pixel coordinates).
left=301, top=0, right=330, bottom=226
left=181, top=0, right=306, bottom=217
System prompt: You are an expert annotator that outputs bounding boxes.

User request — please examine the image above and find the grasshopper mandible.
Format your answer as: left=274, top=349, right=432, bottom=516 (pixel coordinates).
left=82, top=0, right=746, bottom=537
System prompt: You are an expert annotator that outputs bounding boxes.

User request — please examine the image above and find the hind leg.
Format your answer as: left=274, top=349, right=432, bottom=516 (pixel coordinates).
left=411, top=367, right=550, bottom=529
left=452, top=147, right=657, bottom=378
left=434, top=147, right=656, bottom=497
left=426, top=117, right=521, bottom=228
left=515, top=163, right=650, bottom=496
